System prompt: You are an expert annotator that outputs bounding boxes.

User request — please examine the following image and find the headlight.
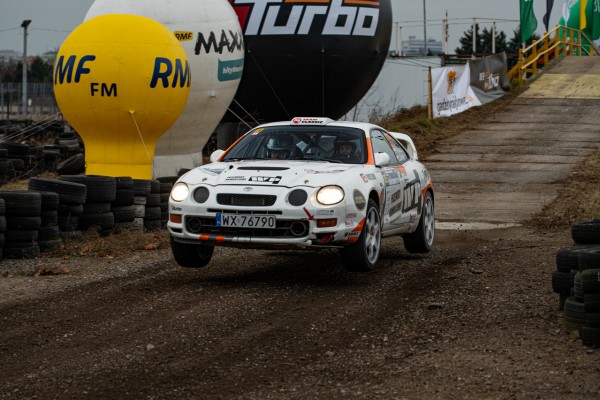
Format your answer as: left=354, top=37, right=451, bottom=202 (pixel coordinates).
left=170, top=182, right=189, bottom=202
left=316, top=186, right=344, bottom=205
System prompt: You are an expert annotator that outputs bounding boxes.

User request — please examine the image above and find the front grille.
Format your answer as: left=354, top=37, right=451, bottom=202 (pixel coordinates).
left=216, top=193, right=276, bottom=206
left=185, top=216, right=308, bottom=238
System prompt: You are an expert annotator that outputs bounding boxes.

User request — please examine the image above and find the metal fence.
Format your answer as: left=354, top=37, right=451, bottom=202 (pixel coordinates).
left=0, top=82, right=59, bottom=118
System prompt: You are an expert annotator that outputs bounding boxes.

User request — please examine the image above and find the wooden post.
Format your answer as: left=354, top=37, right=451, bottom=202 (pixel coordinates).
left=427, top=66, right=433, bottom=120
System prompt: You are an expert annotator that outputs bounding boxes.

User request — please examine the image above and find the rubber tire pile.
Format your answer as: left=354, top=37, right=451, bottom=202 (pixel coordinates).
left=552, top=218, right=600, bottom=348
left=0, top=134, right=84, bottom=185
left=0, top=174, right=175, bottom=260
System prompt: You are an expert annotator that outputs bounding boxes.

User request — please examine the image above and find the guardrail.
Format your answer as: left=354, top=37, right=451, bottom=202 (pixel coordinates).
left=509, top=25, right=600, bottom=85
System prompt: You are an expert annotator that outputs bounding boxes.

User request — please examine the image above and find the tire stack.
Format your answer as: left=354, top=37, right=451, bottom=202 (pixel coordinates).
left=0, top=199, right=5, bottom=261
left=157, top=176, right=177, bottom=227
left=131, top=179, right=151, bottom=231
left=32, top=191, right=62, bottom=251
left=553, top=219, right=600, bottom=348
left=144, top=180, right=162, bottom=230
left=28, top=177, right=88, bottom=242
left=27, top=145, right=45, bottom=176
left=0, top=190, right=42, bottom=259
left=0, top=141, right=29, bottom=180
left=112, top=177, right=137, bottom=229
left=59, top=175, right=116, bottom=235
left=55, top=132, right=85, bottom=175
left=0, top=149, right=9, bottom=185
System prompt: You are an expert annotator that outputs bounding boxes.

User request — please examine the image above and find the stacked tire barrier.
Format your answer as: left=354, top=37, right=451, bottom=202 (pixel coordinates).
left=54, top=131, right=85, bottom=175
left=0, top=190, right=42, bottom=259
left=112, top=177, right=137, bottom=229
left=59, top=175, right=116, bottom=235
left=28, top=177, right=87, bottom=242
left=0, top=199, right=5, bottom=261
left=0, top=149, right=9, bottom=185
left=552, top=219, right=600, bottom=348
left=131, top=179, right=151, bottom=231
left=35, top=191, right=62, bottom=251
left=144, top=180, right=162, bottom=230
left=157, top=176, right=177, bottom=227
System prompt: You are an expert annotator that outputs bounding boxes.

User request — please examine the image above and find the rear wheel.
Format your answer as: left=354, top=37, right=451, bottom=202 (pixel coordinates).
left=340, top=199, right=381, bottom=272
left=170, top=236, right=214, bottom=268
left=403, top=191, right=434, bottom=253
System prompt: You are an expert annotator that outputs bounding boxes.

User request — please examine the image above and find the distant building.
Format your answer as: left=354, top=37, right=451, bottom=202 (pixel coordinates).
left=401, top=36, right=443, bottom=56
left=0, top=50, right=22, bottom=65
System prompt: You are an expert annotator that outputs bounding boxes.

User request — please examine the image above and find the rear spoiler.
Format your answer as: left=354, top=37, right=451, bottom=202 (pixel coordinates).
left=389, top=132, right=418, bottom=160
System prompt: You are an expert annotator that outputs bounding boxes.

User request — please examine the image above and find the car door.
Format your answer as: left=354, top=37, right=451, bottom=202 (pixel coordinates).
left=383, top=132, right=423, bottom=229
left=369, top=129, right=405, bottom=234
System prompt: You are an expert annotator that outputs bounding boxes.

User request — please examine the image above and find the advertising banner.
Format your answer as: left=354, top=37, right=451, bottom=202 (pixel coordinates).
left=431, top=53, right=509, bottom=119
left=469, top=52, right=510, bottom=104
left=431, top=64, right=481, bottom=118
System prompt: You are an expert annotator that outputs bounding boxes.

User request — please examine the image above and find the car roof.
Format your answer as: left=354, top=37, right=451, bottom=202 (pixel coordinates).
left=256, top=119, right=377, bottom=133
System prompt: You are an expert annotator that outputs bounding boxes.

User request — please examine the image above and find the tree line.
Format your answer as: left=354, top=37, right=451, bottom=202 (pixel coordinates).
left=1, top=57, right=53, bottom=84
left=455, top=24, right=540, bottom=54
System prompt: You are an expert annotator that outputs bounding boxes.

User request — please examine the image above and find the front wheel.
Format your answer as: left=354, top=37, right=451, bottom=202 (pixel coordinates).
left=403, top=191, right=434, bottom=253
left=170, top=236, right=214, bottom=268
left=340, top=199, right=381, bottom=272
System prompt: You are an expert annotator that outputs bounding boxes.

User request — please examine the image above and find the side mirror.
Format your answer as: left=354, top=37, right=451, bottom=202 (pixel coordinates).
left=209, top=149, right=225, bottom=163
left=374, top=152, right=391, bottom=167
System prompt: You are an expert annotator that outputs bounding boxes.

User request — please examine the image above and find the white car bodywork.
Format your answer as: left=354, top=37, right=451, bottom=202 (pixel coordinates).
left=168, top=118, right=434, bottom=271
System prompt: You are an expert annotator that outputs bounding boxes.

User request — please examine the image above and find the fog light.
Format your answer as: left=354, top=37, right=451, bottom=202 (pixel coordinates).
left=317, top=218, right=337, bottom=228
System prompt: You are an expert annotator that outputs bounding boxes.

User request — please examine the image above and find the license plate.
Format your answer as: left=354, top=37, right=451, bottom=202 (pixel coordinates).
left=216, top=213, right=276, bottom=229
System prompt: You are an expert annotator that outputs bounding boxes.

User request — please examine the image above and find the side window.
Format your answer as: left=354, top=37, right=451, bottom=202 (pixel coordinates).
left=384, top=132, right=409, bottom=164
left=370, top=130, right=399, bottom=165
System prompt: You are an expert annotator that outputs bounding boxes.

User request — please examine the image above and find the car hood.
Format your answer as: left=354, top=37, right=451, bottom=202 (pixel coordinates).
left=181, top=160, right=363, bottom=188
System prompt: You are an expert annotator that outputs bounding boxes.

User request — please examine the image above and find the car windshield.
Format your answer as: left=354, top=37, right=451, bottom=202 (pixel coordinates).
left=221, top=126, right=367, bottom=164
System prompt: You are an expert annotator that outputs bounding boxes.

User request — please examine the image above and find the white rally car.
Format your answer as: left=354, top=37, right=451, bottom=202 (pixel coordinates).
left=168, top=117, right=434, bottom=272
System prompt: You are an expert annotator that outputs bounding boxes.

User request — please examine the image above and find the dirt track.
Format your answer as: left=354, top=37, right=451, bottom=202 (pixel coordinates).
left=1, top=225, right=599, bottom=399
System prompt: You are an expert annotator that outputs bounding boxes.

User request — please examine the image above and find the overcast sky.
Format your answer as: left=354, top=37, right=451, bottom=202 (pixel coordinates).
left=0, top=0, right=563, bottom=55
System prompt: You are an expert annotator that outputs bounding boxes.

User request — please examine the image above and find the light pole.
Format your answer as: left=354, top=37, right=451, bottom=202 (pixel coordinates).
left=423, top=0, right=427, bottom=56
left=21, top=19, right=31, bottom=116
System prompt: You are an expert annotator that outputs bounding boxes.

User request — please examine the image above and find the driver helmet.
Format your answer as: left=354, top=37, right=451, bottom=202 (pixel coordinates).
left=334, top=138, right=356, bottom=155
left=267, top=135, right=294, bottom=159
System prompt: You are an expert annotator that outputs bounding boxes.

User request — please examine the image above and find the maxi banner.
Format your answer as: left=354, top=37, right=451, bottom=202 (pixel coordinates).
left=431, top=53, right=509, bottom=119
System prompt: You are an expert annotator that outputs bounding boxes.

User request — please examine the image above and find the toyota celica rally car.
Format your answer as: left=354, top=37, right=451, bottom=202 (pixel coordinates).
left=168, top=117, right=434, bottom=272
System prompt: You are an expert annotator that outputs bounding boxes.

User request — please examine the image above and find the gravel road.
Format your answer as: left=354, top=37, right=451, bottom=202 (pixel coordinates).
left=1, top=226, right=598, bottom=399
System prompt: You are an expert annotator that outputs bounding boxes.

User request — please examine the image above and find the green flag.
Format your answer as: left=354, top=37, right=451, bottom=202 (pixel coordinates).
left=591, top=0, right=600, bottom=40
left=520, top=0, right=538, bottom=42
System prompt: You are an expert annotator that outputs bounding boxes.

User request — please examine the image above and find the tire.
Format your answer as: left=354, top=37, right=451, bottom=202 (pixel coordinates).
left=3, top=243, right=40, bottom=259
left=157, top=176, right=179, bottom=184
left=5, top=229, right=38, bottom=243
left=579, top=249, right=600, bottom=272
left=56, top=153, right=85, bottom=175
left=28, top=190, right=60, bottom=211
left=170, top=236, right=214, bottom=268
left=38, top=238, right=63, bottom=251
left=0, top=190, right=42, bottom=216
left=59, top=175, right=116, bottom=203
left=581, top=326, right=600, bottom=348
left=564, top=296, right=586, bottom=332
left=340, top=199, right=381, bottom=272
left=132, top=179, right=152, bottom=196
left=82, top=202, right=111, bottom=215
left=144, top=219, right=163, bottom=230
left=28, top=177, right=87, bottom=204
left=584, top=293, right=600, bottom=312
left=112, top=189, right=134, bottom=207
left=112, top=205, right=137, bottom=223
left=552, top=270, right=573, bottom=295
left=40, top=210, right=58, bottom=227
left=403, top=191, right=435, bottom=253
left=38, top=226, right=60, bottom=241
left=59, top=230, right=82, bottom=241
left=80, top=212, right=115, bottom=231
left=572, top=221, right=600, bottom=244
left=115, top=176, right=133, bottom=190
left=581, top=269, right=600, bottom=293
left=144, top=206, right=162, bottom=220
left=146, top=193, right=161, bottom=207
left=58, top=203, right=84, bottom=216
left=6, top=216, right=42, bottom=230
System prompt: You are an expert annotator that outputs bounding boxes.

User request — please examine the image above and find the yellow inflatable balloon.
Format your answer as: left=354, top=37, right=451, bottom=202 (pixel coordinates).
left=54, top=14, right=190, bottom=179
